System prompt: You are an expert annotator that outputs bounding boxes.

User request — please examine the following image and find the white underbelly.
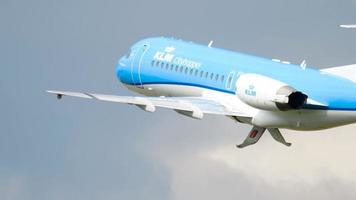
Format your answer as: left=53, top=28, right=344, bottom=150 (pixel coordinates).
left=125, top=83, right=356, bottom=131
left=253, top=109, right=356, bottom=131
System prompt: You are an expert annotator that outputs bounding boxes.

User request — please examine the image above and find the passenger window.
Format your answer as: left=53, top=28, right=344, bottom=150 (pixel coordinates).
left=126, top=49, right=132, bottom=58
left=215, top=74, right=219, bottom=81
left=185, top=67, right=189, bottom=74
left=205, top=72, right=209, bottom=78
left=151, top=60, right=155, bottom=67
left=180, top=66, right=184, bottom=73
left=170, top=64, right=174, bottom=71
left=210, top=73, right=214, bottom=80
left=221, top=75, right=225, bottom=82
left=195, top=69, right=198, bottom=76
left=190, top=68, right=194, bottom=75
left=166, top=63, right=169, bottom=70
left=175, top=65, right=179, bottom=72
left=161, top=62, right=165, bottom=68
left=200, top=71, right=204, bottom=77
left=228, top=76, right=232, bottom=84
left=156, top=61, right=160, bottom=67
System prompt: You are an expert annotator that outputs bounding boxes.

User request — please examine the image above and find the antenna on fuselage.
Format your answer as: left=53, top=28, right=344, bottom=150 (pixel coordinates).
left=300, top=60, right=307, bottom=70
left=208, top=40, right=214, bottom=48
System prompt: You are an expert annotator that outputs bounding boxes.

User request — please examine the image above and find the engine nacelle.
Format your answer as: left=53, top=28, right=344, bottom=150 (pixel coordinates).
left=236, top=74, right=308, bottom=111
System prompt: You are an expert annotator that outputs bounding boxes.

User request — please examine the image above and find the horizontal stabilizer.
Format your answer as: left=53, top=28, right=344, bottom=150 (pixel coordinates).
left=321, top=64, right=356, bottom=83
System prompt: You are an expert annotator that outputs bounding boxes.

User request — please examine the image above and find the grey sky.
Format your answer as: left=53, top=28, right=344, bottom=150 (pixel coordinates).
left=1, top=0, right=356, bottom=199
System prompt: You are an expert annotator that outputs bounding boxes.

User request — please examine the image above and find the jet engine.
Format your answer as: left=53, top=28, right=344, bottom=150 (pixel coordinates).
left=236, top=74, right=308, bottom=111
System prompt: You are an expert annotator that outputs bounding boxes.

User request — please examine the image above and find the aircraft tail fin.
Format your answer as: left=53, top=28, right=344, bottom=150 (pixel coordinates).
left=321, top=64, right=356, bottom=83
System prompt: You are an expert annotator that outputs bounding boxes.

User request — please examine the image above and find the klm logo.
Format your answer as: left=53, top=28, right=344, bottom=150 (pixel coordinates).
left=165, top=46, right=175, bottom=53
left=153, top=52, right=174, bottom=62
left=245, top=85, right=256, bottom=96
left=153, top=46, right=175, bottom=62
left=153, top=46, right=202, bottom=68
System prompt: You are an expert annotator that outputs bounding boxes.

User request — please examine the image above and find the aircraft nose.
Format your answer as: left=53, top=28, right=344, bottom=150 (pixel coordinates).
left=116, top=56, right=127, bottom=71
left=116, top=56, right=129, bottom=81
left=118, top=56, right=127, bottom=67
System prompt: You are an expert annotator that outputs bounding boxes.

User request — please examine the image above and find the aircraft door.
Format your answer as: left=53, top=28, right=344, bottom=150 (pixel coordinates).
left=130, top=44, right=150, bottom=88
left=226, top=71, right=236, bottom=90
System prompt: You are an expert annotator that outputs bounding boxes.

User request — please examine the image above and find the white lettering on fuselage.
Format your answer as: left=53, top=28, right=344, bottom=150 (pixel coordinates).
left=173, top=57, right=201, bottom=68
left=153, top=52, right=175, bottom=62
left=153, top=46, right=202, bottom=68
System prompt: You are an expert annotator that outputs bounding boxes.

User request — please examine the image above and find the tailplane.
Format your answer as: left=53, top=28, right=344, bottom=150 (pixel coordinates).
left=321, top=64, right=356, bottom=83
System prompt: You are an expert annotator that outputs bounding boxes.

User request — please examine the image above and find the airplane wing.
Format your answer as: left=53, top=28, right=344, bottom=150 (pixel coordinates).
left=340, top=24, right=356, bottom=29
left=46, top=90, right=251, bottom=119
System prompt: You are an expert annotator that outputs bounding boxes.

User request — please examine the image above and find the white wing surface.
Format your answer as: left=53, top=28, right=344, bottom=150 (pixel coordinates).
left=340, top=25, right=356, bottom=29
left=47, top=90, right=251, bottom=119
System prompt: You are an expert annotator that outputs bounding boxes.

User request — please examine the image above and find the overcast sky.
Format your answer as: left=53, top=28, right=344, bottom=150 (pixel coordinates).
left=1, top=0, right=356, bottom=200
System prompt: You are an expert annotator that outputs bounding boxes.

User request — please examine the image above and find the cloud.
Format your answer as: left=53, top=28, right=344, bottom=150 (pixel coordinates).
left=0, top=175, right=28, bottom=200
left=140, top=116, right=356, bottom=200
left=208, top=127, right=356, bottom=185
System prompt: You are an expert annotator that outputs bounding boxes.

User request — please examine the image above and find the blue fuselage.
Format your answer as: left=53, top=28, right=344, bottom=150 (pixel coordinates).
left=116, top=37, right=356, bottom=111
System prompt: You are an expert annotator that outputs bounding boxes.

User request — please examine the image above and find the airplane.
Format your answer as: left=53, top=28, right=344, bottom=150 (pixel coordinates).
left=47, top=37, right=356, bottom=148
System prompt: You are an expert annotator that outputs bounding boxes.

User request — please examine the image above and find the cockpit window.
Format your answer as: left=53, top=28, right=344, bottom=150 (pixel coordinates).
left=126, top=49, right=131, bottom=58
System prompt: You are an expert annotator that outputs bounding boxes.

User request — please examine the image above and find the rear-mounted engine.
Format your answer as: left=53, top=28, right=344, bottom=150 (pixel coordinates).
left=236, top=74, right=308, bottom=111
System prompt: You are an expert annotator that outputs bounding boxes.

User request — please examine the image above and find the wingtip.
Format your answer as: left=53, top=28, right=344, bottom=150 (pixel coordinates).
left=46, top=90, right=56, bottom=94
left=46, top=90, right=64, bottom=100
